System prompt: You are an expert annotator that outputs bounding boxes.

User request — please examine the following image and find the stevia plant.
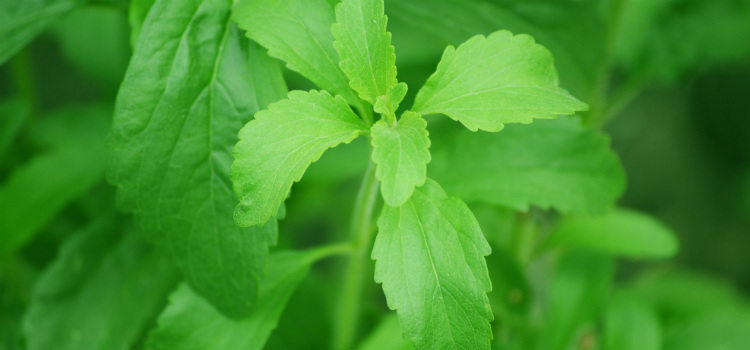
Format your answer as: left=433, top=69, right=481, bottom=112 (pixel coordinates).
left=9, top=0, right=750, bottom=349
left=226, top=0, right=588, bottom=349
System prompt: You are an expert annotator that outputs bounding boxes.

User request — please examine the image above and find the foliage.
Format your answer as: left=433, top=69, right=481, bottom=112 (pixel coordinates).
left=1, top=0, right=749, bottom=350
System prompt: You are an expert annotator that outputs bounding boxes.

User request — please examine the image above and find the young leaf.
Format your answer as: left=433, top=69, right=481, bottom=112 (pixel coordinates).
left=429, top=117, right=625, bottom=215
left=23, top=221, right=180, bottom=350
left=0, top=0, right=84, bottom=64
left=371, top=111, right=431, bottom=206
left=233, top=0, right=365, bottom=113
left=109, top=0, right=286, bottom=318
left=373, top=178, right=493, bottom=350
left=412, top=30, right=588, bottom=132
left=546, top=209, right=679, bottom=259
left=374, top=82, right=408, bottom=117
left=332, top=0, right=398, bottom=104
left=147, top=246, right=345, bottom=350
left=232, top=90, right=367, bottom=227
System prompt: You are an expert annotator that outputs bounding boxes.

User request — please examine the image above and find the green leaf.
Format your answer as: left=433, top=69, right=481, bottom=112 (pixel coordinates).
left=546, top=209, right=679, bottom=259
left=147, top=246, right=346, bottom=350
left=233, top=0, right=365, bottom=113
left=23, top=220, right=180, bottom=350
left=371, top=111, right=431, bottom=206
left=0, top=98, right=28, bottom=160
left=429, top=117, right=625, bottom=215
left=486, top=245, right=531, bottom=320
left=332, top=0, right=398, bottom=105
left=0, top=0, right=84, bottom=65
left=386, top=0, right=606, bottom=102
left=357, top=315, right=414, bottom=350
left=128, top=0, right=156, bottom=47
left=412, top=30, right=588, bottom=132
left=1, top=104, right=110, bottom=259
left=538, top=250, right=613, bottom=350
left=373, top=178, right=493, bottom=350
left=374, top=82, right=408, bottom=117
left=231, top=90, right=368, bottom=227
left=603, top=291, right=662, bottom=350
left=109, top=0, right=286, bottom=318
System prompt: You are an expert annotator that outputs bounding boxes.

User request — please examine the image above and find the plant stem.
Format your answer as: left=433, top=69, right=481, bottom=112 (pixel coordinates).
left=332, top=161, right=380, bottom=350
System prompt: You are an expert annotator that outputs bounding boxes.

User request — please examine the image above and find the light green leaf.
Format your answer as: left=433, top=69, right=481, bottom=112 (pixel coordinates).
left=233, top=0, right=365, bottom=113
left=412, top=30, right=588, bottom=132
left=603, top=291, right=662, bottom=350
left=373, top=178, right=493, bottom=350
left=332, top=0, right=398, bottom=104
left=371, top=111, right=430, bottom=206
left=232, top=90, right=368, bottom=227
left=547, top=209, right=679, bottom=259
left=386, top=0, right=606, bottom=102
left=429, top=117, right=625, bottom=215
left=147, top=246, right=346, bottom=350
left=0, top=0, right=84, bottom=65
left=23, top=221, right=180, bottom=350
left=109, top=0, right=286, bottom=318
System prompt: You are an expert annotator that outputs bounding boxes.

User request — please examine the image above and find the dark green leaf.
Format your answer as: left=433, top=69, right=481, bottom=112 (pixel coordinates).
left=23, top=220, right=180, bottom=350
left=0, top=0, right=84, bottom=65
left=108, top=0, right=286, bottom=318
left=147, top=246, right=347, bottom=350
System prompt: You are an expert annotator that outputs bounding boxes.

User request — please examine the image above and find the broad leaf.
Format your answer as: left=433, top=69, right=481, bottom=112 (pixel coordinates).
left=23, top=221, right=180, bottom=350
left=386, top=0, right=606, bottom=102
left=371, top=111, right=431, bottom=206
left=232, top=90, right=368, bottom=227
left=373, top=178, right=493, bottom=350
left=412, top=30, right=587, bottom=132
left=332, top=0, right=398, bottom=104
left=603, top=291, right=662, bottom=350
left=233, top=0, right=366, bottom=113
left=109, top=0, right=286, bottom=318
left=0, top=0, right=84, bottom=65
left=429, top=117, right=625, bottom=215
left=546, top=209, right=679, bottom=259
left=147, top=246, right=344, bottom=350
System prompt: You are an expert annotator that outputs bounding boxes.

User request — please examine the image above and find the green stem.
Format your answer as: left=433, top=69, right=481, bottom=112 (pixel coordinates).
left=512, top=214, right=537, bottom=266
left=333, top=161, right=380, bottom=350
left=11, top=48, right=37, bottom=118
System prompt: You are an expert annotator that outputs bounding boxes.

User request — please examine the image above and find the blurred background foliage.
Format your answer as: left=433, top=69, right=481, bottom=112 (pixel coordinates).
left=1, top=0, right=749, bottom=349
